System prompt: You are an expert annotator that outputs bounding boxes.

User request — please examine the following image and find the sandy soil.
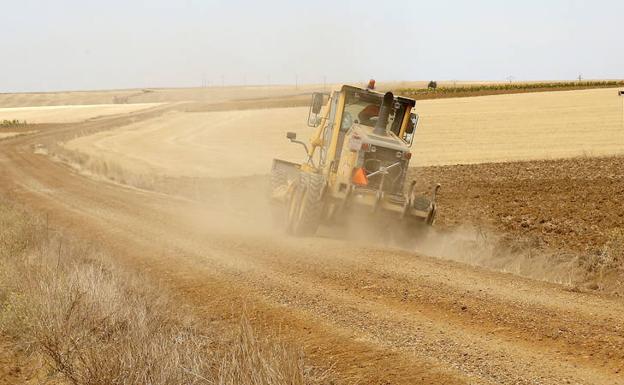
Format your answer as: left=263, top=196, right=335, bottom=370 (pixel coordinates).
left=0, top=103, right=162, bottom=124
left=62, top=88, right=624, bottom=179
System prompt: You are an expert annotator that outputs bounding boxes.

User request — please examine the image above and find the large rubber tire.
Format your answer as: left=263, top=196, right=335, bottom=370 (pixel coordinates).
left=285, top=182, right=303, bottom=231
left=270, top=167, right=289, bottom=227
left=288, top=173, right=325, bottom=236
left=270, top=167, right=288, bottom=194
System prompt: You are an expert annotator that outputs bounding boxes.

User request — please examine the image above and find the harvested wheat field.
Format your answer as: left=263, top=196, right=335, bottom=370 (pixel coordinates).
left=61, top=87, right=624, bottom=180
left=0, top=84, right=334, bottom=108
left=0, top=103, right=162, bottom=124
left=0, top=82, right=491, bottom=108
left=2, top=83, right=624, bottom=385
left=64, top=107, right=315, bottom=177
left=413, top=88, right=624, bottom=165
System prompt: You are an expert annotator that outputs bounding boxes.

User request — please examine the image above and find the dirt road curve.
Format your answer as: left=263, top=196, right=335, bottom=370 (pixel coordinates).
left=1, top=107, right=623, bottom=385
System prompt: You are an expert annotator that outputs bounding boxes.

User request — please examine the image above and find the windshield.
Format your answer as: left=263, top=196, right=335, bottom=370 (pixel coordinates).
left=341, top=91, right=406, bottom=136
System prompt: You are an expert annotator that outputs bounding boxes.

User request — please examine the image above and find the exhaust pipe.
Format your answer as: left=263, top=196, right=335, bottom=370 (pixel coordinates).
left=373, top=91, right=394, bottom=136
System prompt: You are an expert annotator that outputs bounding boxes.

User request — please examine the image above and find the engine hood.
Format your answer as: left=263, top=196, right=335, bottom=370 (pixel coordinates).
left=351, top=124, right=410, bottom=152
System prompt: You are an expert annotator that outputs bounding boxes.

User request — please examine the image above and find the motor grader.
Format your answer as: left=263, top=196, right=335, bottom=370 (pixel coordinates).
left=270, top=82, right=439, bottom=236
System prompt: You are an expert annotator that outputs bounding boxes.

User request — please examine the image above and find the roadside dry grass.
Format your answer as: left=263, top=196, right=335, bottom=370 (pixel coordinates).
left=0, top=200, right=327, bottom=385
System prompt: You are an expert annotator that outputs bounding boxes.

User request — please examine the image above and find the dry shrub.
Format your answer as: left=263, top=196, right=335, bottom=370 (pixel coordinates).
left=0, top=200, right=326, bottom=385
left=1, top=225, right=213, bottom=384
left=579, top=229, right=624, bottom=274
left=570, top=228, right=624, bottom=293
left=0, top=202, right=43, bottom=259
left=598, top=228, right=624, bottom=270
left=217, top=318, right=329, bottom=385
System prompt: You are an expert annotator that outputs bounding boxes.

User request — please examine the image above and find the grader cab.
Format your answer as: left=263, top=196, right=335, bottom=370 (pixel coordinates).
left=271, top=83, right=439, bottom=236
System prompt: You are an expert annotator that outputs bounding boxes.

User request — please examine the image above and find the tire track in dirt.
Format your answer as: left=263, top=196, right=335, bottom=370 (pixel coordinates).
left=160, top=231, right=624, bottom=384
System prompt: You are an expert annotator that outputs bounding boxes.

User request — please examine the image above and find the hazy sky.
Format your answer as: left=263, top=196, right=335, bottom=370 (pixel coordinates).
left=2, top=0, right=623, bottom=92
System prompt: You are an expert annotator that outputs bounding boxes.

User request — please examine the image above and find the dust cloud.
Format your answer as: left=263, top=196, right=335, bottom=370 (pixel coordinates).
left=51, top=140, right=589, bottom=288
left=402, top=225, right=585, bottom=287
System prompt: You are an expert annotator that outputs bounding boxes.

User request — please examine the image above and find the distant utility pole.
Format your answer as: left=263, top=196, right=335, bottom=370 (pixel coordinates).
left=578, top=74, right=583, bottom=82
left=619, top=89, right=624, bottom=129
left=506, top=75, right=515, bottom=84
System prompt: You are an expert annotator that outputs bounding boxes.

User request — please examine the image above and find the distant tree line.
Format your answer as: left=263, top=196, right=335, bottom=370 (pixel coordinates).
left=1, top=119, right=28, bottom=127
left=398, top=80, right=624, bottom=97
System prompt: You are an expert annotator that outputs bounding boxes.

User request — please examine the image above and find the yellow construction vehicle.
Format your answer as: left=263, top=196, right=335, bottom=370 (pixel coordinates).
left=271, top=82, right=439, bottom=236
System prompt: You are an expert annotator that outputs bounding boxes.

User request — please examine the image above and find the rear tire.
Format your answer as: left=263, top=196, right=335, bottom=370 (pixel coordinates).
left=286, top=182, right=303, bottom=232
left=270, top=167, right=288, bottom=194
left=270, top=167, right=289, bottom=227
left=288, top=173, right=325, bottom=236
left=397, top=195, right=435, bottom=246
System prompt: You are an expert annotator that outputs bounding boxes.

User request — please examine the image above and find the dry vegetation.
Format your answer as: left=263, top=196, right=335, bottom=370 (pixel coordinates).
left=1, top=119, right=28, bottom=128
left=396, top=80, right=624, bottom=99
left=0, top=200, right=326, bottom=385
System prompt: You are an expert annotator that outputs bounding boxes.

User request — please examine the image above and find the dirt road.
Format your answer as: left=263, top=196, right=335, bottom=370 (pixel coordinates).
left=1, top=107, right=624, bottom=384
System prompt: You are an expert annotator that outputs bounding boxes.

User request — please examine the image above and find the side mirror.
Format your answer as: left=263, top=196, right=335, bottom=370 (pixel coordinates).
left=311, top=93, right=323, bottom=114
left=407, top=113, right=419, bottom=134
left=286, top=131, right=311, bottom=158
left=307, top=93, right=325, bottom=127
left=403, top=113, right=419, bottom=146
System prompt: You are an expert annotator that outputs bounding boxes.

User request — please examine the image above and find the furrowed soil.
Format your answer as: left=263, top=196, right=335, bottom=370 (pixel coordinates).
left=414, top=157, right=624, bottom=254
left=1, top=87, right=624, bottom=384
left=412, top=157, right=624, bottom=293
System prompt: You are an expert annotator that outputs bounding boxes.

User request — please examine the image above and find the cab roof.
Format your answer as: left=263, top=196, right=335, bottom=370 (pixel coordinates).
left=341, top=84, right=416, bottom=108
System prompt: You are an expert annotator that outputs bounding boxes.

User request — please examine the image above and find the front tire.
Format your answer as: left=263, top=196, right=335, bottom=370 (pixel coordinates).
left=288, top=173, right=325, bottom=236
